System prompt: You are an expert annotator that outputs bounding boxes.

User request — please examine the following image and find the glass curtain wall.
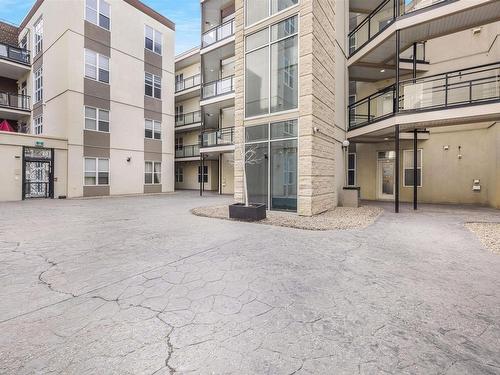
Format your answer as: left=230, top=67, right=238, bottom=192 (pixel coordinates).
left=246, top=0, right=298, bottom=26
left=245, top=119, right=298, bottom=211
left=245, top=16, right=298, bottom=118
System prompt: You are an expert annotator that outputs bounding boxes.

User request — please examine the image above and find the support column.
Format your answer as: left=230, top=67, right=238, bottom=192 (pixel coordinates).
left=413, top=129, right=418, bottom=210
left=395, top=125, right=400, bottom=213
left=199, top=155, right=203, bottom=196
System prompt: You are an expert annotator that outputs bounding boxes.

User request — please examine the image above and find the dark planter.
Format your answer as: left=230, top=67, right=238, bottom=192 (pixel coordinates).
left=229, top=203, right=266, bottom=221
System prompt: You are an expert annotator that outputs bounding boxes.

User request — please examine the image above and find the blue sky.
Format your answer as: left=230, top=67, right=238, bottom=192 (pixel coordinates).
left=0, top=0, right=200, bottom=55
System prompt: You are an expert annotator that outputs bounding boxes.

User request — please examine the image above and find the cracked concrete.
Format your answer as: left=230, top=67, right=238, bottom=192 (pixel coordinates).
left=0, top=192, right=499, bottom=374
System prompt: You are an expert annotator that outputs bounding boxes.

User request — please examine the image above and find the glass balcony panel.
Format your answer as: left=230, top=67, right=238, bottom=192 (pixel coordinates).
left=202, top=19, right=234, bottom=48
left=202, top=127, right=235, bottom=147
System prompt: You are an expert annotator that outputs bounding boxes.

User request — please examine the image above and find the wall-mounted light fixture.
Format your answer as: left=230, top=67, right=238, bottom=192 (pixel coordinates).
left=458, top=146, right=462, bottom=159
left=126, top=157, right=131, bottom=162
left=443, top=145, right=449, bottom=151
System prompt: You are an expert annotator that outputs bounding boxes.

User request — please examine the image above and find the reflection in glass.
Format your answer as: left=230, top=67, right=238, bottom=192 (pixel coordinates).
left=271, top=140, right=297, bottom=211
left=246, top=143, right=268, bottom=206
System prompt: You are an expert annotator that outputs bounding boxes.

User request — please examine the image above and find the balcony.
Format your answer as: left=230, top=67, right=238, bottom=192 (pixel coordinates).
left=175, top=74, right=201, bottom=93
left=202, top=18, right=235, bottom=50
left=348, top=0, right=500, bottom=67
left=175, top=144, right=200, bottom=159
left=0, top=42, right=31, bottom=79
left=348, top=62, right=500, bottom=134
left=175, top=110, right=202, bottom=130
left=201, top=76, right=234, bottom=102
left=201, top=127, right=235, bottom=153
left=0, top=42, right=30, bottom=65
left=0, top=92, right=31, bottom=120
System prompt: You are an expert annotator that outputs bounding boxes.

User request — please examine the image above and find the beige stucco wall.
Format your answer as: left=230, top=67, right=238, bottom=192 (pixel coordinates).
left=175, top=160, right=218, bottom=191
left=355, top=123, right=500, bottom=207
left=221, top=152, right=234, bottom=194
left=0, top=132, right=68, bottom=201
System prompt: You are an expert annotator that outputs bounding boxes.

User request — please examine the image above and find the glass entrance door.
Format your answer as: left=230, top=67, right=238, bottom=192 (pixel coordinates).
left=378, top=159, right=395, bottom=200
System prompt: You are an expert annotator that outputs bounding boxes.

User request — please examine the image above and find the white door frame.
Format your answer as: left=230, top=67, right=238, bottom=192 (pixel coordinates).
left=377, top=158, right=395, bottom=200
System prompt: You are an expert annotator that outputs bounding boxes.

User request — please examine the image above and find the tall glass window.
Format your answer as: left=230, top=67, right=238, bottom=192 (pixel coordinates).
left=245, top=119, right=298, bottom=211
left=245, top=16, right=298, bottom=118
left=246, top=0, right=298, bottom=26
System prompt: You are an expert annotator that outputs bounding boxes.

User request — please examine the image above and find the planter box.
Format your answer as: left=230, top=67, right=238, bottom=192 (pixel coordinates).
left=341, top=187, right=361, bottom=208
left=229, top=203, right=266, bottom=221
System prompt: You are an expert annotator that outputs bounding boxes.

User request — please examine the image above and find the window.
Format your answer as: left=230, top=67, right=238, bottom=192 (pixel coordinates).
left=245, top=16, right=298, bottom=118
left=348, top=153, right=356, bottom=186
left=85, top=49, right=109, bottom=83
left=245, top=119, right=298, bottom=211
left=34, top=18, right=43, bottom=55
left=175, top=137, right=183, bottom=150
left=145, top=161, right=161, bottom=184
left=85, top=106, right=109, bottom=132
left=403, top=149, right=423, bottom=187
left=84, top=157, right=109, bottom=185
left=34, top=67, right=43, bottom=103
left=175, top=166, right=183, bottom=183
left=246, top=0, right=298, bottom=26
left=33, top=116, right=43, bottom=135
left=145, top=72, right=161, bottom=99
left=145, top=119, right=161, bottom=139
left=145, top=25, right=162, bottom=55
left=85, top=0, right=110, bottom=30
left=198, top=165, right=208, bottom=183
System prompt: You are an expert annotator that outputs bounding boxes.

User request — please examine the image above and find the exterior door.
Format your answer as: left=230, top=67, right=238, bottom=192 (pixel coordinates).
left=377, top=159, right=395, bottom=200
left=23, top=147, right=54, bottom=199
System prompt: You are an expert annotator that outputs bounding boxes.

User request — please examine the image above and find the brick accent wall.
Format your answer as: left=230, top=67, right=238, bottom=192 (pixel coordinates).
left=0, top=21, right=19, bottom=46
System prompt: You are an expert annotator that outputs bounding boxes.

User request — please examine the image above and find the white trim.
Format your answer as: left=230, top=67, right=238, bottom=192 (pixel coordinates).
left=144, top=24, right=163, bottom=56
left=144, top=160, right=162, bottom=185
left=84, top=105, right=110, bottom=132
left=85, top=0, right=111, bottom=31
left=32, top=115, right=43, bottom=135
left=83, top=157, right=110, bottom=186
left=403, top=148, right=423, bottom=188
left=347, top=153, right=357, bottom=186
left=33, top=66, right=43, bottom=104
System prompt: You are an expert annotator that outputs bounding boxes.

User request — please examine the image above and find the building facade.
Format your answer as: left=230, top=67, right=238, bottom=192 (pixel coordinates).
left=0, top=0, right=175, bottom=201
left=174, top=0, right=500, bottom=214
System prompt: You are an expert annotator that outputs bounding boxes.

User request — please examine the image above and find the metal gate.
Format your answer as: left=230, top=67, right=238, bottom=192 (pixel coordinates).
left=22, top=147, right=54, bottom=199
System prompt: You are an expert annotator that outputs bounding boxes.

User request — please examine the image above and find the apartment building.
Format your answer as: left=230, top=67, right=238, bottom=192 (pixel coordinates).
left=174, top=1, right=237, bottom=195
left=0, top=0, right=175, bottom=201
left=174, top=0, right=499, bottom=214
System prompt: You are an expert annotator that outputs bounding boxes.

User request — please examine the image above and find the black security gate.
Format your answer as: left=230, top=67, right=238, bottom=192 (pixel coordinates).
left=22, top=147, right=54, bottom=199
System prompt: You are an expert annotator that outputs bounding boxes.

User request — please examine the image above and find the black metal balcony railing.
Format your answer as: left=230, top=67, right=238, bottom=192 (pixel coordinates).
left=348, top=62, right=500, bottom=130
left=202, top=18, right=235, bottom=48
left=175, top=144, right=200, bottom=158
left=348, top=0, right=449, bottom=56
left=175, top=74, right=201, bottom=93
left=201, top=127, right=234, bottom=148
left=202, top=76, right=235, bottom=100
left=0, top=42, right=30, bottom=65
left=175, top=110, right=202, bottom=127
left=400, top=42, right=427, bottom=64
left=0, top=91, right=31, bottom=111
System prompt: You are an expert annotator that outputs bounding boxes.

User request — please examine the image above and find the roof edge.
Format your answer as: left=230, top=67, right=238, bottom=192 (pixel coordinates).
left=20, top=0, right=175, bottom=31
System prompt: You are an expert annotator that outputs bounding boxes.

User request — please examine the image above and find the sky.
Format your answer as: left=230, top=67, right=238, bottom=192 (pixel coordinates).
left=0, top=0, right=201, bottom=55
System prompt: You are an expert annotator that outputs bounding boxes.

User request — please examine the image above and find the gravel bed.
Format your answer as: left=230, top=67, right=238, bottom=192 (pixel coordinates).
left=465, top=222, right=500, bottom=254
left=191, top=205, right=383, bottom=231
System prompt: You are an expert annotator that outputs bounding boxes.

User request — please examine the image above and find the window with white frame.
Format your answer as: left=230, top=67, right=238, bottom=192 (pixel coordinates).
left=34, top=67, right=43, bottom=103
left=84, top=157, right=109, bottom=185
left=33, top=115, right=43, bottom=135
left=145, top=72, right=161, bottom=99
left=145, top=161, right=161, bottom=184
left=85, top=49, right=109, bottom=83
left=145, top=119, right=161, bottom=139
left=403, top=149, right=423, bottom=187
left=246, top=0, right=298, bottom=26
left=85, top=106, right=109, bottom=132
left=347, top=153, right=356, bottom=186
left=85, top=0, right=110, bottom=30
left=175, top=166, right=183, bottom=183
left=34, top=17, right=43, bottom=55
left=145, top=25, right=162, bottom=55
